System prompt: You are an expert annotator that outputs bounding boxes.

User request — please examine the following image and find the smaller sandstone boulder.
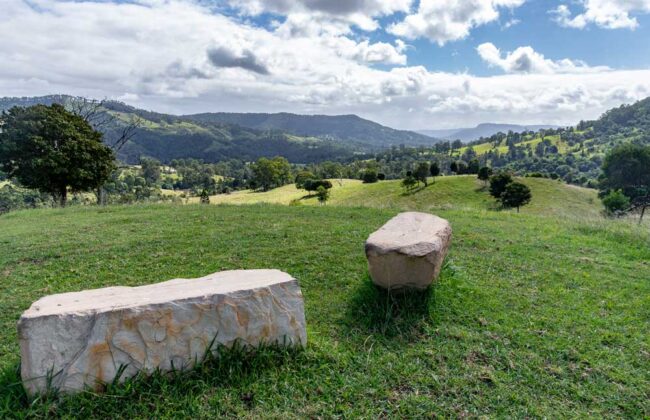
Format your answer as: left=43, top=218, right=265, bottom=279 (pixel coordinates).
left=365, top=212, right=452, bottom=290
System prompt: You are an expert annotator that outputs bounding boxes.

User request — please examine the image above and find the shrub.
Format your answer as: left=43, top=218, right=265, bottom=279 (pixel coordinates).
left=602, top=190, right=630, bottom=216
left=316, top=186, right=330, bottom=205
left=362, top=170, right=379, bottom=184
left=377, top=173, right=386, bottom=181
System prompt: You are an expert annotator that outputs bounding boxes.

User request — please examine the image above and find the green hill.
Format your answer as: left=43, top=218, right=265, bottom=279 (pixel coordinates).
left=0, top=200, right=648, bottom=417
left=203, top=176, right=601, bottom=219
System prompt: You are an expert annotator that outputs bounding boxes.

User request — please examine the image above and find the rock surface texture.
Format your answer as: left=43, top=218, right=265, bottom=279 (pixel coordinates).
left=365, top=212, right=452, bottom=290
left=18, top=269, right=306, bottom=395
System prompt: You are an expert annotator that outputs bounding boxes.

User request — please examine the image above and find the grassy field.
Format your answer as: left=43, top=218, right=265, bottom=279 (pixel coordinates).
left=199, top=176, right=601, bottom=219
left=0, top=200, right=649, bottom=417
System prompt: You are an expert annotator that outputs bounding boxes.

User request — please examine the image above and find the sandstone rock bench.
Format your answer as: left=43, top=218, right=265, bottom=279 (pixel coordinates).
left=365, top=212, right=452, bottom=290
left=18, top=269, right=306, bottom=395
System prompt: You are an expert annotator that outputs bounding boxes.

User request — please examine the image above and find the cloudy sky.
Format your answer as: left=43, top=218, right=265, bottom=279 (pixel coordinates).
left=2, top=0, right=650, bottom=129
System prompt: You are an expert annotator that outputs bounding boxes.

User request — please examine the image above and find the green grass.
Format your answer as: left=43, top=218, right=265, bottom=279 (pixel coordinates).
left=1, top=202, right=649, bottom=417
left=206, top=176, right=600, bottom=219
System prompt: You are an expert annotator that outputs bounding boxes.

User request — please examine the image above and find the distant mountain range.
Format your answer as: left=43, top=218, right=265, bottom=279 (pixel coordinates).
left=184, top=112, right=438, bottom=148
left=0, top=95, right=440, bottom=163
left=418, top=123, right=560, bottom=142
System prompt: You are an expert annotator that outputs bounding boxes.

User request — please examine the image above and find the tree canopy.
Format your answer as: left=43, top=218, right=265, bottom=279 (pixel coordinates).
left=0, top=104, right=115, bottom=206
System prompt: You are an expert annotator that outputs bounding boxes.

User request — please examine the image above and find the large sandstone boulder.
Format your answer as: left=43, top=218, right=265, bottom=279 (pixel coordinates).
left=365, top=212, right=452, bottom=290
left=18, top=269, right=306, bottom=395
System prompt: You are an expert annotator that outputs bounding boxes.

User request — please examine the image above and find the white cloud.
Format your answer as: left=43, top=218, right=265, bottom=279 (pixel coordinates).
left=388, top=0, right=525, bottom=45
left=228, top=0, right=412, bottom=32
left=477, top=43, right=609, bottom=74
left=551, top=1, right=650, bottom=30
left=0, top=0, right=649, bottom=130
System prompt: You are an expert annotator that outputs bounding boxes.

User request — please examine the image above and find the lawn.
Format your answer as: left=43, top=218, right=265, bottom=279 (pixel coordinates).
left=0, top=202, right=648, bottom=417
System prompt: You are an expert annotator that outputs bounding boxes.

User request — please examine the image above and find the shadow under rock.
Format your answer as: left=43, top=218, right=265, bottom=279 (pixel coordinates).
left=343, top=275, right=440, bottom=342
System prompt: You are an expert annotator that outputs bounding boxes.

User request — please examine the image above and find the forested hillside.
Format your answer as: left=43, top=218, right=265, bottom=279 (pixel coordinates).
left=0, top=96, right=438, bottom=164
left=184, top=112, right=439, bottom=147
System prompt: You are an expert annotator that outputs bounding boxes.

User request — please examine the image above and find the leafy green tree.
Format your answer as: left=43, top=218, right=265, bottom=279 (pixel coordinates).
left=602, top=190, right=630, bottom=216
left=316, top=185, right=330, bottom=205
left=489, top=172, right=513, bottom=199
left=478, top=166, right=493, bottom=185
left=295, top=170, right=315, bottom=190
left=362, top=170, right=379, bottom=184
left=251, top=156, right=291, bottom=191
left=501, top=182, right=532, bottom=212
left=414, top=162, right=430, bottom=186
left=401, top=174, right=417, bottom=192
left=468, top=158, right=480, bottom=174
left=0, top=104, right=115, bottom=206
left=140, top=157, right=161, bottom=186
left=199, top=189, right=210, bottom=204
left=304, top=179, right=332, bottom=195
left=600, top=143, right=650, bottom=222
left=450, top=161, right=458, bottom=174
left=429, top=161, right=440, bottom=178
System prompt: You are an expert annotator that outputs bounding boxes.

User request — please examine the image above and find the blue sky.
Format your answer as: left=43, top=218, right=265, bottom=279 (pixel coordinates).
left=2, top=0, right=650, bottom=129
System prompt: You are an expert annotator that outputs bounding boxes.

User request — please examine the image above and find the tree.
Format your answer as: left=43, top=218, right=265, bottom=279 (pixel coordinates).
left=455, top=160, right=468, bottom=174
left=450, top=161, right=458, bottom=174
left=602, top=190, right=630, bottom=216
left=362, top=170, right=379, bottom=184
left=140, top=157, right=161, bottom=186
left=295, top=170, right=315, bottom=190
left=600, top=143, right=650, bottom=223
left=0, top=104, right=115, bottom=206
left=413, top=162, right=430, bottom=186
left=304, top=179, right=332, bottom=195
left=429, top=161, right=440, bottom=178
left=501, top=182, right=531, bottom=212
left=316, top=185, right=330, bottom=205
left=489, top=172, right=513, bottom=199
left=199, top=189, right=210, bottom=204
left=468, top=158, right=480, bottom=174
left=251, top=156, right=291, bottom=191
left=478, top=166, right=493, bottom=185
left=401, top=174, right=417, bottom=192
left=377, top=173, right=386, bottom=181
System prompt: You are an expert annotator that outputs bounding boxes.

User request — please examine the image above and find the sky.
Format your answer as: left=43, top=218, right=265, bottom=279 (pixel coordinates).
left=2, top=0, right=650, bottom=129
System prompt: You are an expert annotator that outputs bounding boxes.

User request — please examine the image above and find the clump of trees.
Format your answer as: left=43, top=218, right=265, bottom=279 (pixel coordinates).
left=251, top=157, right=291, bottom=191
left=0, top=104, right=115, bottom=206
left=489, top=172, right=532, bottom=212
left=598, top=143, right=650, bottom=222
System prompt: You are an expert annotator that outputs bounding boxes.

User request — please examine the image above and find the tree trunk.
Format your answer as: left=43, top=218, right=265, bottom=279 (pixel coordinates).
left=517, top=206, right=520, bottom=213
left=640, top=205, right=647, bottom=225
left=59, top=188, right=67, bottom=207
left=95, top=187, right=106, bottom=206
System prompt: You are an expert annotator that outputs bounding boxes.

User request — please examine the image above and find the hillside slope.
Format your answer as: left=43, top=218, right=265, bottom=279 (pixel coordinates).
left=203, top=176, right=601, bottom=219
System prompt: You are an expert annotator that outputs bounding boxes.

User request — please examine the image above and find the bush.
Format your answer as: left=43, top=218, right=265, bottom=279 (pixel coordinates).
left=602, top=190, right=630, bottom=216
left=316, top=185, right=330, bottom=204
left=377, top=173, right=386, bottom=181
left=362, top=170, right=379, bottom=184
